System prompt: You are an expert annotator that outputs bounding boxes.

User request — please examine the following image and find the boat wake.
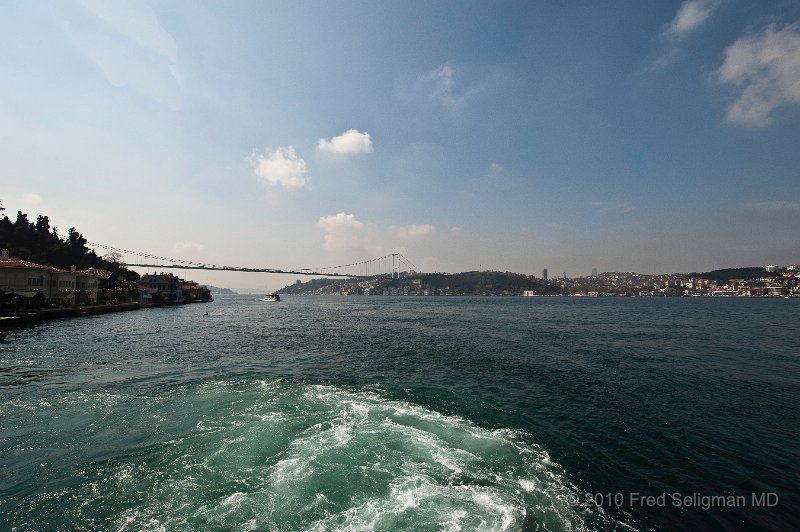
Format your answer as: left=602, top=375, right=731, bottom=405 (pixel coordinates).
left=4, top=380, right=635, bottom=530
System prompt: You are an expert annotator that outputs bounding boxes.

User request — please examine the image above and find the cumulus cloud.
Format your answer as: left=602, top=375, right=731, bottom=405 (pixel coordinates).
left=249, top=146, right=309, bottom=190
left=316, top=129, right=373, bottom=156
left=450, top=226, right=464, bottom=233
left=716, top=23, right=800, bottom=127
left=664, top=0, right=720, bottom=40
left=745, top=201, right=800, bottom=212
left=390, top=224, right=436, bottom=239
left=317, top=212, right=366, bottom=250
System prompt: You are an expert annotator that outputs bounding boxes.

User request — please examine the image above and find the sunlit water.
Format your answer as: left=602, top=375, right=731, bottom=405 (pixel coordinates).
left=1, top=295, right=798, bottom=530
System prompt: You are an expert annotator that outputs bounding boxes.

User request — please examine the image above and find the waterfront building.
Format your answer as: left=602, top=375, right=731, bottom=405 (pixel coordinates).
left=0, top=258, right=104, bottom=309
left=542, top=268, right=548, bottom=281
left=139, top=273, right=184, bottom=301
left=0, top=258, right=56, bottom=309
left=765, top=283, right=788, bottom=297
left=74, top=269, right=100, bottom=304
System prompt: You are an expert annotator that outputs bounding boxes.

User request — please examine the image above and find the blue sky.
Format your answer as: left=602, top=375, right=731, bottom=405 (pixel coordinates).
left=1, top=0, right=799, bottom=288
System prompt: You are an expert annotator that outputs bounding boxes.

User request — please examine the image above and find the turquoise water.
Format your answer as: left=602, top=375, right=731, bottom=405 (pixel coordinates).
left=1, top=295, right=798, bottom=530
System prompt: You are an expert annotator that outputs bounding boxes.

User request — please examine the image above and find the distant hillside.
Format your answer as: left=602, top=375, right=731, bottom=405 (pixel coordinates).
left=280, top=271, right=558, bottom=296
left=202, top=285, right=237, bottom=294
left=279, top=278, right=340, bottom=294
left=695, top=267, right=776, bottom=282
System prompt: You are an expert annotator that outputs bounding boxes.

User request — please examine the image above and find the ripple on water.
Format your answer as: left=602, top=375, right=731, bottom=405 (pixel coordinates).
left=2, top=379, right=633, bottom=530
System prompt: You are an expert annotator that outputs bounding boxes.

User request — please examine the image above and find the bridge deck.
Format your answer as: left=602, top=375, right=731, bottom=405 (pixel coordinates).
left=120, top=263, right=369, bottom=278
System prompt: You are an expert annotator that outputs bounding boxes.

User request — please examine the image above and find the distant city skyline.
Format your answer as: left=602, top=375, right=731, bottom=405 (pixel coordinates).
left=2, top=1, right=799, bottom=288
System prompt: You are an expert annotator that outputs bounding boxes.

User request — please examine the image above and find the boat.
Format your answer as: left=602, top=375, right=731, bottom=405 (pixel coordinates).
left=0, top=330, right=6, bottom=341
left=262, top=293, right=280, bottom=302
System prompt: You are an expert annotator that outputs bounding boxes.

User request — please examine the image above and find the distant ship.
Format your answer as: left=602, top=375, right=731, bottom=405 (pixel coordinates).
left=262, top=293, right=280, bottom=302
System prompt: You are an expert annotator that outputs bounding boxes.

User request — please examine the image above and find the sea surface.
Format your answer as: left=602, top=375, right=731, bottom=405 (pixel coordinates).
left=1, top=295, right=798, bottom=531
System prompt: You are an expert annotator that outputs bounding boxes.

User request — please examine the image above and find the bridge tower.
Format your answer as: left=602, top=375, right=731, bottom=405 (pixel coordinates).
left=392, top=253, right=400, bottom=279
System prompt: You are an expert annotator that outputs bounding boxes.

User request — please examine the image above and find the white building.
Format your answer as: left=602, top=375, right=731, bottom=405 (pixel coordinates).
left=0, top=251, right=103, bottom=306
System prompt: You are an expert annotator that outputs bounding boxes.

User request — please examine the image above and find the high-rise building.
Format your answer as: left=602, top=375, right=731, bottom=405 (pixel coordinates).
left=542, top=268, right=548, bottom=281
left=592, top=268, right=597, bottom=276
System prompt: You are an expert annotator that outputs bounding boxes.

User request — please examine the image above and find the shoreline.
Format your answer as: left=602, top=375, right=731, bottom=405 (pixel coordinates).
left=0, top=298, right=213, bottom=327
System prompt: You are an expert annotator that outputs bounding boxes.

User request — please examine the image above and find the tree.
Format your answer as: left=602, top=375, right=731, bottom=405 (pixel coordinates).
left=103, top=251, right=123, bottom=264
left=65, top=227, right=89, bottom=267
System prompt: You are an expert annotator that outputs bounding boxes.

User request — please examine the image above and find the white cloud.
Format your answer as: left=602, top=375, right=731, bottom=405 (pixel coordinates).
left=430, top=65, right=456, bottom=105
left=716, top=23, right=800, bottom=127
left=172, top=241, right=205, bottom=255
left=317, top=212, right=366, bottom=250
left=67, top=0, right=181, bottom=109
left=249, top=146, right=309, bottom=190
left=79, top=0, right=177, bottom=60
left=316, top=214, right=436, bottom=253
left=450, top=226, right=464, bottom=233
left=664, top=0, right=720, bottom=40
left=424, top=65, right=483, bottom=107
left=649, top=0, right=720, bottom=70
left=316, top=129, right=373, bottom=156
left=745, top=201, right=800, bottom=212
left=390, top=224, right=435, bottom=239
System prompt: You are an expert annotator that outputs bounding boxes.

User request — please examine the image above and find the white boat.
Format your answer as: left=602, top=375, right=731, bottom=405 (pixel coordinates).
left=262, top=293, right=280, bottom=302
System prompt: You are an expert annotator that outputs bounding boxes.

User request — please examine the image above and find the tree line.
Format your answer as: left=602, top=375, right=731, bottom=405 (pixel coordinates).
left=0, top=199, right=139, bottom=281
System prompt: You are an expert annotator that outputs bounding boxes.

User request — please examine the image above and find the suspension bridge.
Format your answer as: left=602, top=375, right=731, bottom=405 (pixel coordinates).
left=87, top=242, right=421, bottom=279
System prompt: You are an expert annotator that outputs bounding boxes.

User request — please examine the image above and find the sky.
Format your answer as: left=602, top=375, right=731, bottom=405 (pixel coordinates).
left=1, top=0, right=799, bottom=290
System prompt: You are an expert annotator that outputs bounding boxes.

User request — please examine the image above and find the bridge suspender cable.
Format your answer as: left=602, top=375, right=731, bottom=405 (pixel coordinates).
left=86, top=242, right=422, bottom=278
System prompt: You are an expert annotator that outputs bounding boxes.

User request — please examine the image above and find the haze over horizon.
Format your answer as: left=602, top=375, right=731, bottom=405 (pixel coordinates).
left=2, top=0, right=799, bottom=288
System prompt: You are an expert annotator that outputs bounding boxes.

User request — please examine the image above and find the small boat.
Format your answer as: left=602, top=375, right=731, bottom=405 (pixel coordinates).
left=262, top=293, right=280, bottom=302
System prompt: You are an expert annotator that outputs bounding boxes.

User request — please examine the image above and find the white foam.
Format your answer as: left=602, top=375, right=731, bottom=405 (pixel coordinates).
left=220, top=491, right=246, bottom=508
left=64, top=381, right=632, bottom=531
left=470, top=490, right=521, bottom=530
left=432, top=451, right=463, bottom=474
left=444, top=508, right=468, bottom=531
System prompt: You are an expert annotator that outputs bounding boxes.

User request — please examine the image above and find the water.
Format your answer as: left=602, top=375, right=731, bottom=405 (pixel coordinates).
left=1, top=295, right=798, bottom=530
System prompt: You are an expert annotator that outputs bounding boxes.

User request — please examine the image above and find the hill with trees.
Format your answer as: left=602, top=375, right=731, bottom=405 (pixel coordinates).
left=695, top=267, right=777, bottom=282
left=280, top=270, right=560, bottom=296
left=0, top=200, right=139, bottom=281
